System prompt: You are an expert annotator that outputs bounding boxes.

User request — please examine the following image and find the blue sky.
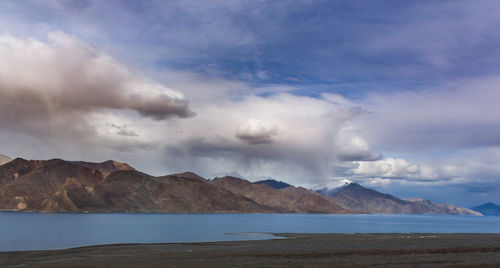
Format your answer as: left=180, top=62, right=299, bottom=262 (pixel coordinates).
left=0, top=1, right=499, bottom=207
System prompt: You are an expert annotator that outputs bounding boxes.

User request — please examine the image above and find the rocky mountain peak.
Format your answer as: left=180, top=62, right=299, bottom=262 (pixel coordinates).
left=253, top=179, right=292, bottom=189
left=169, top=171, right=206, bottom=181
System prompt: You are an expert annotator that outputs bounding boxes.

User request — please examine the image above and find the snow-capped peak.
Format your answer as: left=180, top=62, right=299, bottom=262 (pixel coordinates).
left=342, top=179, right=354, bottom=185
left=310, top=179, right=356, bottom=191
left=213, top=171, right=246, bottom=180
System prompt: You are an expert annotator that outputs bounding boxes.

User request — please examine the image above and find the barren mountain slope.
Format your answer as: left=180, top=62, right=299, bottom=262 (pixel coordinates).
left=212, top=176, right=352, bottom=214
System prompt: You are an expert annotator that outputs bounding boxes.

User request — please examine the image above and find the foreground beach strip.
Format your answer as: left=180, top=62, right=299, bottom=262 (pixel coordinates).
left=1, top=233, right=499, bottom=267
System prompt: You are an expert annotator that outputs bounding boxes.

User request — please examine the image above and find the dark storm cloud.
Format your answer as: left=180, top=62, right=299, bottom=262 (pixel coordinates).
left=337, top=152, right=382, bottom=162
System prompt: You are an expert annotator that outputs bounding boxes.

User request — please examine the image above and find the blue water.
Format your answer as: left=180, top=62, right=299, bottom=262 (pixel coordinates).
left=0, top=212, right=498, bottom=252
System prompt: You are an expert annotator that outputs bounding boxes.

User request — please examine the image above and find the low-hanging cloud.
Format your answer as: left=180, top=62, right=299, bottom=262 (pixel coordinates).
left=347, top=158, right=428, bottom=179
left=0, top=32, right=194, bottom=124
left=235, top=119, right=278, bottom=145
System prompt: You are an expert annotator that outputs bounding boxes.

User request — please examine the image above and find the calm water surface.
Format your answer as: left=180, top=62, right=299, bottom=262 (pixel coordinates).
left=0, top=212, right=499, bottom=251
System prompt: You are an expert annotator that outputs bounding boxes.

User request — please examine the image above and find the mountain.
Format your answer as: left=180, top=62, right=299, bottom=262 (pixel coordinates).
left=211, top=176, right=353, bottom=214
left=91, top=171, right=270, bottom=213
left=471, top=202, right=500, bottom=216
left=0, top=158, right=270, bottom=213
left=0, top=158, right=104, bottom=211
left=253, top=179, right=291, bottom=189
left=0, top=157, right=483, bottom=215
left=70, top=160, right=135, bottom=177
left=317, top=182, right=481, bottom=215
left=0, top=154, right=12, bottom=165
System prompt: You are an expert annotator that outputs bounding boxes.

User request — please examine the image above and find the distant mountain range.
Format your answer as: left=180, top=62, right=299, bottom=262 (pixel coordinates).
left=471, top=202, right=500, bottom=216
left=316, top=181, right=481, bottom=216
left=0, top=157, right=484, bottom=215
left=212, top=176, right=350, bottom=213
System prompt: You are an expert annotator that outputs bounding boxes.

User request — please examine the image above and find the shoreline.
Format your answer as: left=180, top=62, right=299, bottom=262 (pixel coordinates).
left=2, top=233, right=500, bottom=267
left=0, top=210, right=491, bottom=216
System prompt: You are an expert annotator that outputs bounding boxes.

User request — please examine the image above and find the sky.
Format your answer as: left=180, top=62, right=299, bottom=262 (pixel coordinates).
left=0, top=0, right=499, bottom=207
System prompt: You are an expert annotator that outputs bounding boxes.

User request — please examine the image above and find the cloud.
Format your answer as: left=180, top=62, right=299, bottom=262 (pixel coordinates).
left=0, top=31, right=194, bottom=151
left=365, top=1, right=500, bottom=68
left=4, top=1, right=500, bottom=91
left=347, top=158, right=431, bottom=180
left=0, top=32, right=193, bottom=122
left=336, top=76, right=500, bottom=189
left=159, top=93, right=381, bottom=183
left=235, top=119, right=278, bottom=144
left=359, top=76, right=500, bottom=151
left=335, top=125, right=382, bottom=161
left=107, top=124, right=139, bottom=137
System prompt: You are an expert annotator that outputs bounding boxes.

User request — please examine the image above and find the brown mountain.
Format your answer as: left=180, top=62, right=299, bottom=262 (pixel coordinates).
left=0, top=154, right=12, bottom=165
left=317, top=182, right=481, bottom=215
left=211, top=176, right=353, bottom=214
left=0, top=158, right=104, bottom=211
left=70, top=160, right=135, bottom=178
left=0, top=158, right=270, bottom=213
left=407, top=198, right=483, bottom=216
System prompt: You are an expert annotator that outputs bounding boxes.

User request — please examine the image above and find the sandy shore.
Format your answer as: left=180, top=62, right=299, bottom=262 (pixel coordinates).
left=1, top=233, right=499, bottom=267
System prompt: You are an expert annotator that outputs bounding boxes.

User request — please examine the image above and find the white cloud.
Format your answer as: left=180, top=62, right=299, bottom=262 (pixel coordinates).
left=335, top=125, right=381, bottom=161
left=347, top=158, right=434, bottom=180
left=235, top=118, right=279, bottom=144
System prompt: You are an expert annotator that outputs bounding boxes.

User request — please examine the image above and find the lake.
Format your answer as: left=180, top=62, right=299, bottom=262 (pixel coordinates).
left=0, top=212, right=499, bottom=252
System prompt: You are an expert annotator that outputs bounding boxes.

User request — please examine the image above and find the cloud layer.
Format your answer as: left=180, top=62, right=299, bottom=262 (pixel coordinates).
left=359, top=77, right=500, bottom=150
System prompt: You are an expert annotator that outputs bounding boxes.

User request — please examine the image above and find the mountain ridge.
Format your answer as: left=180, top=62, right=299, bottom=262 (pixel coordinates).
left=0, top=159, right=271, bottom=213
left=0, top=157, right=483, bottom=215
left=211, top=176, right=352, bottom=214
left=317, top=182, right=481, bottom=215
left=471, top=202, right=500, bottom=216
left=253, top=179, right=292, bottom=189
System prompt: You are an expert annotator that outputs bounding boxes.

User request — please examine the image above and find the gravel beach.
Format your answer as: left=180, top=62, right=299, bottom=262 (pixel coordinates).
left=1, top=233, right=499, bottom=267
